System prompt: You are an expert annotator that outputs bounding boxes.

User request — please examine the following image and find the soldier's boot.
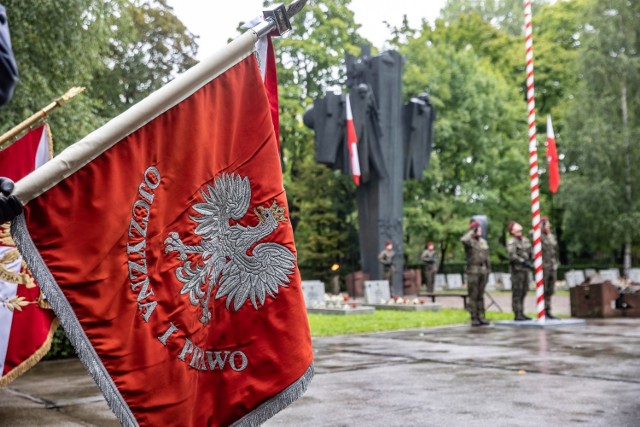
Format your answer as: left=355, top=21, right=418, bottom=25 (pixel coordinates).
left=545, top=308, right=557, bottom=319
left=514, top=311, right=527, bottom=321
left=471, top=317, right=482, bottom=327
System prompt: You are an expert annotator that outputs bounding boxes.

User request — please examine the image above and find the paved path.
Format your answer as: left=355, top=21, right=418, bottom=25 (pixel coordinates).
left=431, top=291, right=572, bottom=317
left=2, top=295, right=639, bottom=426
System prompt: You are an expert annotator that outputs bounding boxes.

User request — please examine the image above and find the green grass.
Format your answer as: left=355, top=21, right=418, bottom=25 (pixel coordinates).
left=308, top=308, right=515, bottom=337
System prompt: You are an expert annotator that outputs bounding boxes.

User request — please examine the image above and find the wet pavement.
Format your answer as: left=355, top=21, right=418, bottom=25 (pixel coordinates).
left=2, top=296, right=639, bottom=426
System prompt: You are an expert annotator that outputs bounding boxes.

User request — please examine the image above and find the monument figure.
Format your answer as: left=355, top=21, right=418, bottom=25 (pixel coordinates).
left=304, top=47, right=435, bottom=295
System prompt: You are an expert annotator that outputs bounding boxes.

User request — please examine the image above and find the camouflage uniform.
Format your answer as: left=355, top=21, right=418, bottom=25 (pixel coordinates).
left=378, top=248, right=395, bottom=291
left=508, top=236, right=532, bottom=319
left=420, top=248, right=437, bottom=293
left=541, top=231, right=558, bottom=315
left=461, top=230, right=490, bottom=323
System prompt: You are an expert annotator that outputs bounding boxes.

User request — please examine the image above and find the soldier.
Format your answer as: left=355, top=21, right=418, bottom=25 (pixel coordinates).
left=420, top=241, right=437, bottom=293
left=541, top=217, right=558, bottom=319
left=507, top=221, right=533, bottom=321
left=461, top=221, right=490, bottom=326
left=378, top=240, right=395, bottom=293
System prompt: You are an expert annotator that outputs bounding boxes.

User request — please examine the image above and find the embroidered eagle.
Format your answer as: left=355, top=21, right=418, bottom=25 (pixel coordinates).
left=164, top=173, right=295, bottom=325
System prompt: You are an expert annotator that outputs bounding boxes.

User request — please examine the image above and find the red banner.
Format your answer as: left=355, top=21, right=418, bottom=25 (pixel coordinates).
left=13, top=56, right=313, bottom=426
left=345, top=94, right=361, bottom=186
left=546, top=114, right=560, bottom=193
left=0, top=124, right=56, bottom=387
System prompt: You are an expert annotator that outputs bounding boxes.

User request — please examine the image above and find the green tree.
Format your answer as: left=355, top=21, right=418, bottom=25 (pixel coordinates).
left=0, top=0, right=197, bottom=152
left=397, top=25, right=530, bottom=267
left=90, top=0, right=198, bottom=120
left=0, top=0, right=113, bottom=150
left=441, top=0, right=550, bottom=36
left=560, top=0, right=640, bottom=271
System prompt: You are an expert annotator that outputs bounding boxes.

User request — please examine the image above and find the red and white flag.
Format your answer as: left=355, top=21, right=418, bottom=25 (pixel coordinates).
left=256, top=34, right=280, bottom=148
left=0, top=123, right=57, bottom=387
left=12, top=36, right=312, bottom=426
left=345, top=94, right=361, bottom=186
left=546, top=114, right=560, bottom=193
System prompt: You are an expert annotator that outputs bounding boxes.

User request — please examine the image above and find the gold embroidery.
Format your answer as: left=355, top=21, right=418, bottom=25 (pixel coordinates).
left=0, top=247, right=19, bottom=263
left=0, top=263, right=36, bottom=288
left=37, top=291, right=51, bottom=310
left=0, top=226, right=37, bottom=288
left=3, top=295, right=32, bottom=312
left=0, top=223, right=14, bottom=247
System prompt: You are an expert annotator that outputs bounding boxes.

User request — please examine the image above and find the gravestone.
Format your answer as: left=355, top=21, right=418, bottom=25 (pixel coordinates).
left=584, top=269, right=597, bottom=279
left=599, top=268, right=620, bottom=283
left=364, top=280, right=391, bottom=304
left=486, top=273, right=497, bottom=291
left=497, top=273, right=512, bottom=290
left=434, top=274, right=446, bottom=291
left=564, top=270, right=585, bottom=288
left=628, top=268, right=640, bottom=284
left=446, top=274, right=464, bottom=290
left=301, top=280, right=325, bottom=308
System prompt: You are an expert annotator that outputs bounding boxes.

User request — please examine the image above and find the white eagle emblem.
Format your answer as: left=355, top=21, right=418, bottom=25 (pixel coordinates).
left=164, top=173, right=295, bottom=325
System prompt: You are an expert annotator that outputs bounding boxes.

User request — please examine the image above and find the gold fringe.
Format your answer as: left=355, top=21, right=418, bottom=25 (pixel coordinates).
left=0, top=317, right=60, bottom=387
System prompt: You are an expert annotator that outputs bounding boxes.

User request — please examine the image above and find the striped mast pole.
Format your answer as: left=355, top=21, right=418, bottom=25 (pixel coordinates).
left=524, top=0, right=545, bottom=321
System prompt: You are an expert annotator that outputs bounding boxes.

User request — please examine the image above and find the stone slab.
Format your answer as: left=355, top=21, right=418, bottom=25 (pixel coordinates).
left=485, top=273, right=496, bottom=291
left=599, top=268, right=620, bottom=283
left=446, top=273, right=463, bottom=290
left=565, top=270, right=585, bottom=287
left=363, top=280, right=390, bottom=304
left=629, top=268, right=640, bottom=284
left=307, top=306, right=375, bottom=315
left=301, top=280, right=325, bottom=308
left=496, top=273, right=511, bottom=290
left=434, top=274, right=446, bottom=290
left=363, top=303, right=441, bottom=311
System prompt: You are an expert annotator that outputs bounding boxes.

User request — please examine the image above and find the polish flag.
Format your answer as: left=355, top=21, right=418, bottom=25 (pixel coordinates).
left=346, top=93, right=361, bottom=186
left=0, top=123, right=57, bottom=387
left=546, top=114, right=560, bottom=193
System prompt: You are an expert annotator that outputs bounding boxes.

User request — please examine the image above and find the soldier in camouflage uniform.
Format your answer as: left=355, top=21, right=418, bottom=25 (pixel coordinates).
left=541, top=217, right=558, bottom=319
left=420, top=241, right=438, bottom=293
left=461, top=221, right=490, bottom=326
left=378, top=240, right=395, bottom=293
left=507, top=221, right=533, bottom=321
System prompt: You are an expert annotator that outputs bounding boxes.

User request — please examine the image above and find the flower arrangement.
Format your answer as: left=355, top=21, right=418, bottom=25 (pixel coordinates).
left=311, top=293, right=356, bottom=310
left=383, top=296, right=426, bottom=305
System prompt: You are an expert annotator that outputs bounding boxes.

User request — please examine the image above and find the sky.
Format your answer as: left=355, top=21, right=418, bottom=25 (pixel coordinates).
left=167, top=0, right=448, bottom=60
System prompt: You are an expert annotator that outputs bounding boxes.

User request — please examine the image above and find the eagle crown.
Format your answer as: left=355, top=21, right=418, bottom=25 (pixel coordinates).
left=253, top=201, right=287, bottom=225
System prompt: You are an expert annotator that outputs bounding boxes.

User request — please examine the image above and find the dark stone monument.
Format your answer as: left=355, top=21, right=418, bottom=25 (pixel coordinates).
left=304, top=47, right=435, bottom=295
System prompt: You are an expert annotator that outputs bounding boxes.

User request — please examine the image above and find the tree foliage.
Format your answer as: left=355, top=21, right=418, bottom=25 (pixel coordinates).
left=395, top=22, right=529, bottom=265
left=0, top=0, right=197, bottom=152
left=560, top=0, right=640, bottom=261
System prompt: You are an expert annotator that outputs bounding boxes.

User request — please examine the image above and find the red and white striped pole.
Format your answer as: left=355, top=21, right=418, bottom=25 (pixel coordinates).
left=524, top=0, right=545, bottom=321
